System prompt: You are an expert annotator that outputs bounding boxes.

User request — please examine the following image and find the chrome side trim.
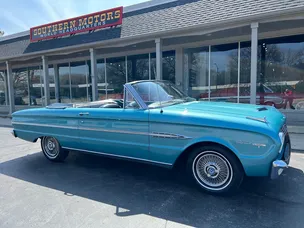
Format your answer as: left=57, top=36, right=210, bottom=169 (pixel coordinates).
left=78, top=126, right=149, bottom=136
left=151, top=132, right=192, bottom=139
left=11, top=121, right=78, bottom=130
left=12, top=121, right=192, bottom=139
left=62, top=146, right=172, bottom=166
left=246, top=116, right=268, bottom=123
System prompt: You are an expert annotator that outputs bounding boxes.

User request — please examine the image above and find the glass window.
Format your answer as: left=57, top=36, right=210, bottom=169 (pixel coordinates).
left=28, top=66, right=43, bottom=106
left=127, top=54, right=150, bottom=82
left=125, top=90, right=140, bottom=109
left=150, top=51, right=176, bottom=82
left=106, top=57, right=126, bottom=99
left=0, top=71, right=8, bottom=105
left=163, top=51, right=176, bottom=83
left=96, top=59, right=106, bottom=100
left=210, top=43, right=239, bottom=103
left=257, top=35, right=304, bottom=110
left=58, top=63, right=71, bottom=103
left=131, top=81, right=190, bottom=109
left=12, top=68, right=29, bottom=105
left=239, top=42, right=251, bottom=104
left=70, top=61, right=88, bottom=103
left=48, top=66, right=56, bottom=104
left=185, top=47, right=209, bottom=100
left=150, top=54, right=156, bottom=80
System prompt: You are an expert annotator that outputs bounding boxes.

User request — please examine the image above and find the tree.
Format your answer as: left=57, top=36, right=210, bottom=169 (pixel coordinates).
left=0, top=30, right=4, bottom=37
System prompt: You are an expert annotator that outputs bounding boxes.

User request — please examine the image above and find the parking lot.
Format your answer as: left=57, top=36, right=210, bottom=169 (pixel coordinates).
left=0, top=126, right=303, bottom=228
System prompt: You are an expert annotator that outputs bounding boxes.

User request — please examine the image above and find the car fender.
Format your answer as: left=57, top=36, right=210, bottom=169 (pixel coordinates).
left=182, top=136, right=241, bottom=158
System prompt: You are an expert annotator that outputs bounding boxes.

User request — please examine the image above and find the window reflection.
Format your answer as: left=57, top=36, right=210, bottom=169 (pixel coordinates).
left=28, top=66, right=43, bottom=106
left=48, top=66, right=56, bottom=104
left=12, top=68, right=29, bottom=105
left=239, top=42, right=251, bottom=104
left=0, top=71, right=8, bottom=105
left=257, top=35, right=304, bottom=110
left=70, top=61, right=88, bottom=103
left=96, top=59, right=106, bottom=100
left=127, top=54, right=149, bottom=82
left=210, top=43, right=239, bottom=103
left=185, top=47, right=209, bottom=100
left=150, top=51, right=176, bottom=82
left=58, top=63, right=71, bottom=103
left=106, top=57, right=126, bottom=99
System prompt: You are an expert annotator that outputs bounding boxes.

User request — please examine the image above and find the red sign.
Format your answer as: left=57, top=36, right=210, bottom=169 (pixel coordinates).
left=30, top=6, right=123, bottom=42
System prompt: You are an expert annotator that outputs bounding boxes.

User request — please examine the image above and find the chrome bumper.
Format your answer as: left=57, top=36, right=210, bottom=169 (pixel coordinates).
left=270, top=160, right=288, bottom=179
left=11, top=130, right=17, bottom=138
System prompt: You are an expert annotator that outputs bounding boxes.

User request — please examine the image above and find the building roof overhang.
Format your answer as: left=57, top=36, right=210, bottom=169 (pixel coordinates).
left=1, top=0, right=304, bottom=64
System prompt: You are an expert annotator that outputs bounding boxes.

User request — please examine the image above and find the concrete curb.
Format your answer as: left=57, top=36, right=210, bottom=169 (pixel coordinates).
left=0, top=124, right=12, bottom=128
left=287, top=126, right=304, bottom=134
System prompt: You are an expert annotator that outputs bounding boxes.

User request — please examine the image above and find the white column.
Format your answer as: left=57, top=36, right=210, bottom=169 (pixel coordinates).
left=53, top=64, right=60, bottom=103
left=3, top=72, right=8, bottom=106
left=6, top=61, right=15, bottom=114
left=90, top=48, right=98, bottom=101
left=42, top=55, right=50, bottom=106
left=250, top=22, right=259, bottom=104
left=155, top=38, right=163, bottom=80
left=175, top=47, right=184, bottom=91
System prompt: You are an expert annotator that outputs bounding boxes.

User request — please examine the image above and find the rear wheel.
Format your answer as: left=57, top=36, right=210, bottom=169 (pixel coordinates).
left=187, top=145, right=244, bottom=195
left=41, top=136, right=69, bottom=162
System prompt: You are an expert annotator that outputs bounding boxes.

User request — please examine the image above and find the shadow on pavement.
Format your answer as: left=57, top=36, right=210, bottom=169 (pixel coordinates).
left=1, top=151, right=304, bottom=227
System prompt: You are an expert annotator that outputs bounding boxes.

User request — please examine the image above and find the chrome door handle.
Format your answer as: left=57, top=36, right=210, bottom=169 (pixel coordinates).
left=79, top=112, right=89, bottom=116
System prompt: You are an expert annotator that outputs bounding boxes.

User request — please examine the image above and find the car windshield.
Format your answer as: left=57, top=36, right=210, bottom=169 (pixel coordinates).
left=131, top=81, right=194, bottom=109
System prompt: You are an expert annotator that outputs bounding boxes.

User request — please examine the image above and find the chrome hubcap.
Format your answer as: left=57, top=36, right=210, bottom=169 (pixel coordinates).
left=205, top=163, right=220, bottom=178
left=47, top=141, right=55, bottom=151
left=43, top=137, right=59, bottom=158
left=193, top=151, right=233, bottom=191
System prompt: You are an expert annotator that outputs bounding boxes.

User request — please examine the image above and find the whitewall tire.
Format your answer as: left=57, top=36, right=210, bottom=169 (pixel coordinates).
left=187, top=145, right=244, bottom=195
left=41, top=136, right=69, bottom=162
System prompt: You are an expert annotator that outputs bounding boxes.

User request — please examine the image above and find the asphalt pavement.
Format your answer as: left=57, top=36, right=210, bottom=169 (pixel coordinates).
left=0, top=126, right=304, bottom=228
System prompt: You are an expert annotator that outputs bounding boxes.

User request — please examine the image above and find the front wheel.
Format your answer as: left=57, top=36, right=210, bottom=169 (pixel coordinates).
left=187, top=145, right=244, bottom=195
left=41, top=136, right=69, bottom=162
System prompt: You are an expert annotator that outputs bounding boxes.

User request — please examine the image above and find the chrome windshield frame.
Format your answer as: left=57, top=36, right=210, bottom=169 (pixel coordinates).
left=123, top=83, right=148, bottom=110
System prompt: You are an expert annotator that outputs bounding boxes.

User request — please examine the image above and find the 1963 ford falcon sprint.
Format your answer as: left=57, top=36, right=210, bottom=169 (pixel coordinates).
left=11, top=80, right=291, bottom=195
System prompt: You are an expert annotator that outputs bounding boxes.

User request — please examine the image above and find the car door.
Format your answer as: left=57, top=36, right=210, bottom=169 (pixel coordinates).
left=76, top=99, right=149, bottom=161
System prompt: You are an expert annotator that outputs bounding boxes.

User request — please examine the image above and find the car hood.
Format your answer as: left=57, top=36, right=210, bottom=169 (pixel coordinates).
left=162, top=101, right=286, bottom=133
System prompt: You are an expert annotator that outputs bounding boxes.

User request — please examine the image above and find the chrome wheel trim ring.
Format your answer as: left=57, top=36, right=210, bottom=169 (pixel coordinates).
left=192, top=151, right=233, bottom=191
left=42, top=137, right=60, bottom=159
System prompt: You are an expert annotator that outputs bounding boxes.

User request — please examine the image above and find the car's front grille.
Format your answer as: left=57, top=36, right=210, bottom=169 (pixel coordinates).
left=281, top=124, right=288, bottom=135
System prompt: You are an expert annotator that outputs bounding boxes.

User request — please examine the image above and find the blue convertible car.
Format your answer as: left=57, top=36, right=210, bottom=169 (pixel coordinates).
left=11, top=80, right=291, bottom=194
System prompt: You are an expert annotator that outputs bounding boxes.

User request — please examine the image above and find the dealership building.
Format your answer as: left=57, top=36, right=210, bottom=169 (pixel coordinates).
left=0, top=0, right=304, bottom=123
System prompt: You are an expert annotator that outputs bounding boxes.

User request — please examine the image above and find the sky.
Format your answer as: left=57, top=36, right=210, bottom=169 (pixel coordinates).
left=0, top=0, right=148, bottom=35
